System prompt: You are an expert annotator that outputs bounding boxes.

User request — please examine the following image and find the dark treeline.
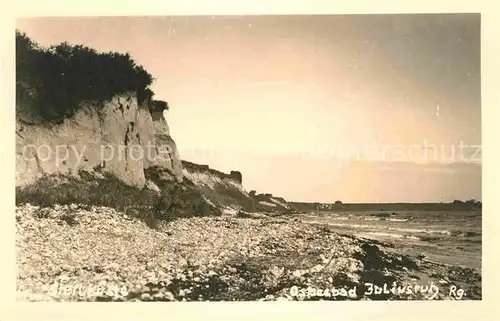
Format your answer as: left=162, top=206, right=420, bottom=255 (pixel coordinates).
left=16, top=30, right=168, bottom=123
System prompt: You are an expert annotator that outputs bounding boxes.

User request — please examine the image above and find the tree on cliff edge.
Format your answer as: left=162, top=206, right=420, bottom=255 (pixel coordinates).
left=16, top=30, right=165, bottom=123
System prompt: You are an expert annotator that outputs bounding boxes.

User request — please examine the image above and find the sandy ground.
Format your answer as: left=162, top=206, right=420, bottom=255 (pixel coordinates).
left=16, top=204, right=481, bottom=301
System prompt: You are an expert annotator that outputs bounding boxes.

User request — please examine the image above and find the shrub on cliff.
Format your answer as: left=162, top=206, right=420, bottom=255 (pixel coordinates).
left=149, top=100, right=169, bottom=113
left=153, top=185, right=220, bottom=221
left=145, top=167, right=221, bottom=220
left=16, top=30, right=164, bottom=123
left=16, top=170, right=220, bottom=228
left=15, top=171, right=161, bottom=228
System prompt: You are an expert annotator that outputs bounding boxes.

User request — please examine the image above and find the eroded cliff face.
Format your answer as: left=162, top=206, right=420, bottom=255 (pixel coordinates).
left=16, top=92, right=183, bottom=188
left=180, top=160, right=291, bottom=213
left=180, top=160, right=252, bottom=211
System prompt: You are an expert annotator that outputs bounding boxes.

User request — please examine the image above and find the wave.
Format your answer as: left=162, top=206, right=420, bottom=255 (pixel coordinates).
left=325, top=222, right=451, bottom=236
left=326, top=222, right=370, bottom=229
left=418, top=235, right=443, bottom=242
left=361, top=217, right=408, bottom=222
left=370, top=212, right=392, bottom=218
left=317, top=218, right=480, bottom=241
left=389, top=227, right=451, bottom=235
left=364, top=232, right=420, bottom=240
left=450, top=230, right=482, bottom=237
left=419, top=231, right=481, bottom=242
left=387, top=218, right=409, bottom=222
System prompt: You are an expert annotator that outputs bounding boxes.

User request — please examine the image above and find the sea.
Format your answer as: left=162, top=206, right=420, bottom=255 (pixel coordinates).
left=296, top=210, right=482, bottom=270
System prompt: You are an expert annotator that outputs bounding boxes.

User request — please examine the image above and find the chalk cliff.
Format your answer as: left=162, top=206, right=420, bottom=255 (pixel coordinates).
left=16, top=92, right=183, bottom=188
left=14, top=30, right=289, bottom=217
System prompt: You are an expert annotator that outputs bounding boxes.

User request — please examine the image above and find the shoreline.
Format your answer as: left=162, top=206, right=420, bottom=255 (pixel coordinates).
left=295, top=211, right=482, bottom=271
left=16, top=204, right=481, bottom=301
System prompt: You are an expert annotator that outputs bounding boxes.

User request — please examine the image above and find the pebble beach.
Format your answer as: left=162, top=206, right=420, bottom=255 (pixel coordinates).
left=16, top=203, right=481, bottom=301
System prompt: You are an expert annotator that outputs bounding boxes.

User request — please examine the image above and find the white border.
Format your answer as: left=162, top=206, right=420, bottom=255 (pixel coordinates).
left=1, top=1, right=498, bottom=320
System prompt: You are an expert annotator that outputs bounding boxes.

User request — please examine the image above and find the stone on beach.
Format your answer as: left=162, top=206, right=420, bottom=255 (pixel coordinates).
left=15, top=204, right=482, bottom=301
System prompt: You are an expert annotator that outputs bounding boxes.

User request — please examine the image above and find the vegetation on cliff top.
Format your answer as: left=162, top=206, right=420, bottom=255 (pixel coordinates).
left=16, top=30, right=168, bottom=123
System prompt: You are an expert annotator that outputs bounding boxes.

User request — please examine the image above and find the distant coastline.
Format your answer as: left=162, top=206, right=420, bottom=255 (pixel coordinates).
left=289, top=201, right=482, bottom=212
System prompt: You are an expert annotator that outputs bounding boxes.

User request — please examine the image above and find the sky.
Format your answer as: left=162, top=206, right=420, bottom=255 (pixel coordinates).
left=16, top=14, right=481, bottom=203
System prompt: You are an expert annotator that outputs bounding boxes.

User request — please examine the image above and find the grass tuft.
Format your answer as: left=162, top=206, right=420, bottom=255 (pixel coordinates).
left=16, top=169, right=220, bottom=228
